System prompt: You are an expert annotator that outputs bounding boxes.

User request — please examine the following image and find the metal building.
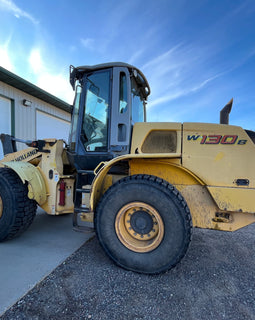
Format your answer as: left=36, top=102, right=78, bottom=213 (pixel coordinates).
left=0, top=66, right=71, bottom=159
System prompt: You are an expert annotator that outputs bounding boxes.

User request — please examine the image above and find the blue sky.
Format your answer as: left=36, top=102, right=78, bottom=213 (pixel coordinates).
left=0, top=0, right=255, bottom=129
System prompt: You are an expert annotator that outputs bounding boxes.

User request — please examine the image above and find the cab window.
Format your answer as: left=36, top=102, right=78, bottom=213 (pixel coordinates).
left=119, top=72, right=127, bottom=114
left=131, top=77, right=145, bottom=123
left=82, top=70, right=111, bottom=152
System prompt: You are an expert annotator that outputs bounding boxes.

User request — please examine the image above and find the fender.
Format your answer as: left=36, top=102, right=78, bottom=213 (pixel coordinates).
left=2, top=161, right=47, bottom=205
left=90, top=153, right=204, bottom=211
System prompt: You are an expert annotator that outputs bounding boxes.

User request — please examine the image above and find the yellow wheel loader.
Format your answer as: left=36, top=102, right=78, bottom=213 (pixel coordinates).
left=0, top=62, right=255, bottom=274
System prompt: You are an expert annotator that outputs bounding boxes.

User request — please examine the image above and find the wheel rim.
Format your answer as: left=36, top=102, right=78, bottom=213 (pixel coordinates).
left=115, top=202, right=164, bottom=253
left=0, top=195, right=3, bottom=219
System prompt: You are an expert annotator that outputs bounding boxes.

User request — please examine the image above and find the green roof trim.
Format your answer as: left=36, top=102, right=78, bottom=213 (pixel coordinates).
left=0, top=66, right=71, bottom=113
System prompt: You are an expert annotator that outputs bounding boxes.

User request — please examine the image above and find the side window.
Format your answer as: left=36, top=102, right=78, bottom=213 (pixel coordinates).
left=131, top=78, right=145, bottom=123
left=82, top=70, right=110, bottom=152
left=119, top=72, right=127, bottom=114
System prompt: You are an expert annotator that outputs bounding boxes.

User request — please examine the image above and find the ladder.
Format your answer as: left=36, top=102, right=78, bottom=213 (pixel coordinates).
left=73, top=169, right=95, bottom=233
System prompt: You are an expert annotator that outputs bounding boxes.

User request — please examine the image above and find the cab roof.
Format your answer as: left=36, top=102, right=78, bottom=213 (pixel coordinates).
left=70, top=62, right=151, bottom=99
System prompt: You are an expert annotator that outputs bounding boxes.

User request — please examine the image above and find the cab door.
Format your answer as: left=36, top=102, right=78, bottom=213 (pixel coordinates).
left=69, top=68, right=113, bottom=170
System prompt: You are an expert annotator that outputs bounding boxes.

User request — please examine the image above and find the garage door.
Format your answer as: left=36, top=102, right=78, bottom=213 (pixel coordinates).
left=0, top=97, right=11, bottom=160
left=36, top=110, right=70, bottom=142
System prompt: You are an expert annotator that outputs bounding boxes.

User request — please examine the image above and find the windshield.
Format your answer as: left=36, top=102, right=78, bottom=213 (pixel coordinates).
left=81, top=70, right=110, bottom=152
left=131, top=77, right=146, bottom=123
left=68, top=82, right=82, bottom=151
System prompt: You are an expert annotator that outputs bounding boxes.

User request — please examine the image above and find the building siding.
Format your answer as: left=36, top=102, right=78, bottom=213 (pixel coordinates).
left=0, top=80, right=71, bottom=145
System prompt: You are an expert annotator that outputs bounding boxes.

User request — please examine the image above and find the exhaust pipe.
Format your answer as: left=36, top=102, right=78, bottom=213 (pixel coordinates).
left=220, top=98, right=233, bottom=125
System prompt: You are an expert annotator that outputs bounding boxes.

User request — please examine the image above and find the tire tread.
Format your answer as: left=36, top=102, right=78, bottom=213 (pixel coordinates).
left=0, top=168, right=37, bottom=241
left=95, top=174, right=192, bottom=274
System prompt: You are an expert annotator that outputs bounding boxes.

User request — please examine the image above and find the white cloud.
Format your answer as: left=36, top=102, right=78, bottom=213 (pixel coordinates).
left=81, top=38, right=95, bottom=50
left=141, top=42, right=228, bottom=110
left=29, top=49, right=43, bottom=74
left=27, top=47, right=74, bottom=104
left=189, top=74, right=223, bottom=93
left=0, top=44, right=14, bottom=71
left=0, top=0, right=38, bottom=24
left=37, top=72, right=74, bottom=104
left=142, top=43, right=183, bottom=71
left=148, top=74, right=222, bottom=108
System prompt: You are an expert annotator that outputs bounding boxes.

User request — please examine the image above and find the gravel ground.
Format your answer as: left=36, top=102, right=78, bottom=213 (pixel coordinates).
left=1, top=224, right=255, bottom=320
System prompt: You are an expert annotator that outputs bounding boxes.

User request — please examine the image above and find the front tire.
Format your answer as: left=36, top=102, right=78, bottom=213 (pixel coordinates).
left=0, top=168, right=37, bottom=241
left=95, top=175, right=192, bottom=274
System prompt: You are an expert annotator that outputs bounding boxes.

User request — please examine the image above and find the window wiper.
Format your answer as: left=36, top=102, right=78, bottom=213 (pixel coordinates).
left=81, top=129, right=88, bottom=142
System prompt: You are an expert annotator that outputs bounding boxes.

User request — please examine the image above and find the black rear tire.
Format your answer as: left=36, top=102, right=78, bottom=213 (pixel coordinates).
left=95, top=174, right=192, bottom=274
left=0, top=167, right=37, bottom=241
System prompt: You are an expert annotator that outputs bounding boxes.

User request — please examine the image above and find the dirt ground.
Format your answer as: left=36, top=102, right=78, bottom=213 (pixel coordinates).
left=1, top=223, right=255, bottom=320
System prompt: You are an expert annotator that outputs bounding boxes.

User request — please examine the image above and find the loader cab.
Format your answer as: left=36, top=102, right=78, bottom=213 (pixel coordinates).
left=67, top=62, right=150, bottom=170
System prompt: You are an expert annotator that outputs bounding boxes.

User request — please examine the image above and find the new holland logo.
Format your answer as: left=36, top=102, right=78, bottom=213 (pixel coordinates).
left=14, top=149, right=38, bottom=161
left=187, top=135, right=247, bottom=145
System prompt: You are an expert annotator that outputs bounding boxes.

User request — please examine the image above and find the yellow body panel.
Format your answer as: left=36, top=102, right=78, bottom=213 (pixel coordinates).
left=182, top=123, right=255, bottom=187
left=38, top=141, right=74, bottom=215
left=131, top=122, right=182, bottom=154
left=182, top=122, right=255, bottom=213
left=91, top=153, right=185, bottom=211
left=207, top=187, right=255, bottom=213
left=180, top=185, right=255, bottom=231
left=129, top=158, right=204, bottom=186
left=1, top=161, right=47, bottom=205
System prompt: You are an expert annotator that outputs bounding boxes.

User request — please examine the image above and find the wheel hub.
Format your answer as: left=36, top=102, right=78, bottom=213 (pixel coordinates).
left=125, top=207, right=159, bottom=240
left=115, top=202, right=164, bottom=253
left=130, top=211, right=153, bottom=235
